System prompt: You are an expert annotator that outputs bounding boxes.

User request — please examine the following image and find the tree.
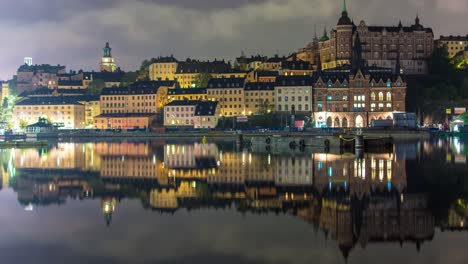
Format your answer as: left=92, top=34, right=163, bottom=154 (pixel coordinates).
left=19, top=119, right=29, bottom=130
left=87, top=79, right=106, bottom=95
left=194, top=72, right=212, bottom=88
left=137, top=59, right=155, bottom=81
left=459, top=112, right=468, bottom=124
left=121, top=72, right=138, bottom=87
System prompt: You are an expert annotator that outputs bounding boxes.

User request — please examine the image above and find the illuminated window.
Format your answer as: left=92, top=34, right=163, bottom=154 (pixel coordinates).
left=371, top=92, right=376, bottom=101
left=386, top=92, right=392, bottom=101
left=378, top=92, right=384, bottom=101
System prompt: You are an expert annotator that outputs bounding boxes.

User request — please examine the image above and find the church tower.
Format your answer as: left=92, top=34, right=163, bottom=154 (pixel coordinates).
left=336, top=0, right=354, bottom=66
left=99, top=42, right=117, bottom=72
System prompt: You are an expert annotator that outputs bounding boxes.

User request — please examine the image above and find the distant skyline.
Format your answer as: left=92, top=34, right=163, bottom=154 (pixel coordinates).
left=1, top=0, right=467, bottom=80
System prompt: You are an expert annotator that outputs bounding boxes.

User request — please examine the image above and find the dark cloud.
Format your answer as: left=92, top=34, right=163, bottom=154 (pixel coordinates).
left=0, top=0, right=467, bottom=80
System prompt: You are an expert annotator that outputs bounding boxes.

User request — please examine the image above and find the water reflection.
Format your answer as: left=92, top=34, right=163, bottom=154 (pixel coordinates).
left=0, top=138, right=468, bottom=261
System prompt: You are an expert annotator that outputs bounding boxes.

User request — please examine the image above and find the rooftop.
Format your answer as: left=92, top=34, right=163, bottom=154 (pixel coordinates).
left=275, top=75, right=313, bottom=87
left=195, top=101, right=218, bottom=116
left=168, top=88, right=207, bottom=95
left=207, top=77, right=245, bottom=89
left=15, top=96, right=83, bottom=106
left=244, top=82, right=275, bottom=91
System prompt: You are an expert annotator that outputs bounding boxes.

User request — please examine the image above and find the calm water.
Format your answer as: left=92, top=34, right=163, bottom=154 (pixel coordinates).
left=0, top=137, right=467, bottom=264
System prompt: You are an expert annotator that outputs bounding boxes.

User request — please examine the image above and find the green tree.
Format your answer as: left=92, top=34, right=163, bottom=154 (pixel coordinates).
left=19, top=119, right=29, bottom=130
left=137, top=59, right=154, bottom=81
left=194, top=72, right=212, bottom=88
left=121, top=71, right=138, bottom=87
left=87, top=79, right=106, bottom=95
left=8, top=78, right=17, bottom=96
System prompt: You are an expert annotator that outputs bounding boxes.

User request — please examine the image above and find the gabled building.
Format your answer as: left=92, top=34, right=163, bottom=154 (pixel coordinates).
left=206, top=77, right=246, bottom=117
left=313, top=0, right=433, bottom=74
left=312, top=64, right=406, bottom=128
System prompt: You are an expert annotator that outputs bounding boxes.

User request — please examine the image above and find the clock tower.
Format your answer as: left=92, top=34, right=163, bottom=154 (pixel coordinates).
left=99, top=42, right=117, bottom=72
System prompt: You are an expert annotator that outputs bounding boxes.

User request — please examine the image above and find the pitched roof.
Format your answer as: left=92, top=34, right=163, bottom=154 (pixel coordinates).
left=165, top=100, right=200, bottom=106
left=15, top=96, right=83, bottom=106
left=275, top=76, right=313, bottom=87
left=153, top=56, right=178, bottom=63
left=95, top=113, right=156, bottom=118
left=207, top=77, right=245, bottom=89
left=168, top=88, right=207, bottom=95
left=244, top=82, right=275, bottom=91
left=438, top=35, right=468, bottom=41
left=83, top=71, right=125, bottom=83
left=281, top=60, right=313, bottom=70
left=176, top=60, right=230, bottom=74
left=195, top=101, right=218, bottom=116
left=101, top=81, right=175, bottom=95
left=58, top=80, right=83, bottom=86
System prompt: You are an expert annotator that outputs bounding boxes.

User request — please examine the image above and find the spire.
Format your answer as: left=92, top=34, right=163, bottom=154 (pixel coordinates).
left=343, top=0, right=347, bottom=13
left=103, top=42, right=112, bottom=58
left=313, top=24, right=318, bottom=41
left=398, top=20, right=403, bottom=28
left=415, top=11, right=420, bottom=25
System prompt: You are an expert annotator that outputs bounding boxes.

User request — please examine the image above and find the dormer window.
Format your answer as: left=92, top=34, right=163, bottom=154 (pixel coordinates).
left=386, top=81, right=391, bottom=87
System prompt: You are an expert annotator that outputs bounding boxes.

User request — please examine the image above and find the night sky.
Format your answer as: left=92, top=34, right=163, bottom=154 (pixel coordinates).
left=0, top=0, right=467, bottom=80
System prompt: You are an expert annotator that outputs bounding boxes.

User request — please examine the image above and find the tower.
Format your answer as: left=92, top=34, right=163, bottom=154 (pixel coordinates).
left=336, top=0, right=354, bottom=65
left=24, top=57, right=33, bottom=66
left=100, top=42, right=117, bottom=72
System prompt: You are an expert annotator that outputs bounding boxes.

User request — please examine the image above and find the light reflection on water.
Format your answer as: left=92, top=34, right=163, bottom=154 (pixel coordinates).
left=0, top=138, right=467, bottom=263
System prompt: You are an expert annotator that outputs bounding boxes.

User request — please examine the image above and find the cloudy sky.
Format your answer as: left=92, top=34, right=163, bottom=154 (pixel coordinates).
left=1, top=0, right=467, bottom=80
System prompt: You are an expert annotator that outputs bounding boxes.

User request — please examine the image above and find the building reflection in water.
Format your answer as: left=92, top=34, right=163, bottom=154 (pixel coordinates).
left=2, top=139, right=468, bottom=258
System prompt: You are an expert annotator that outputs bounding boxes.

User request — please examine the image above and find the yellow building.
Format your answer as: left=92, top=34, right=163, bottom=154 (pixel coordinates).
left=438, top=35, right=468, bottom=58
left=206, top=77, right=246, bottom=117
left=174, top=59, right=230, bottom=88
left=100, top=81, right=175, bottom=115
left=258, top=55, right=286, bottom=71
left=149, top=56, right=178, bottom=81
left=244, top=82, right=275, bottom=115
left=14, top=96, right=86, bottom=129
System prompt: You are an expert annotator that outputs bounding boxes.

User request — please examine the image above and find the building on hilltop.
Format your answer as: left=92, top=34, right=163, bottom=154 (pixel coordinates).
left=175, top=59, right=231, bottom=88
left=301, top=0, right=434, bottom=74
left=16, top=64, right=67, bottom=94
left=436, top=35, right=468, bottom=58
left=100, top=42, right=117, bottom=72
left=149, top=55, right=179, bottom=82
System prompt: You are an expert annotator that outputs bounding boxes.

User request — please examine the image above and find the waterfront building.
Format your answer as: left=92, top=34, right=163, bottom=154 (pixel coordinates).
left=436, top=35, right=468, bottom=58
left=99, top=81, right=175, bottom=115
left=16, top=64, right=67, bottom=94
left=244, top=82, right=275, bottom=115
left=13, top=96, right=86, bottom=129
left=310, top=0, right=434, bottom=74
left=149, top=56, right=178, bottom=81
left=174, top=59, right=230, bottom=88
left=164, top=100, right=219, bottom=129
left=206, top=77, right=246, bottom=117
left=99, top=42, right=117, bottom=72
left=312, top=63, right=406, bottom=128
left=274, top=75, right=313, bottom=114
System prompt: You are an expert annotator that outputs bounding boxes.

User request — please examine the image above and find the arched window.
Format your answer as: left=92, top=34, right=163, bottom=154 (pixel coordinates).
left=378, top=92, right=384, bottom=101
left=317, top=93, right=323, bottom=101
left=371, top=92, right=376, bottom=101
left=386, top=92, right=391, bottom=101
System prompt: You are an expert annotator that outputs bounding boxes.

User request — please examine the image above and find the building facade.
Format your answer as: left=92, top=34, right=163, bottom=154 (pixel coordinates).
left=315, top=1, right=433, bottom=74
left=274, top=76, right=313, bottom=114
left=17, top=64, right=67, bottom=94
left=437, top=35, right=468, bottom=58
left=206, top=78, right=246, bottom=117
left=164, top=100, right=219, bottom=129
left=14, top=97, right=86, bottom=129
left=149, top=56, right=178, bottom=81
left=244, top=82, right=275, bottom=115
left=312, top=65, right=406, bottom=128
